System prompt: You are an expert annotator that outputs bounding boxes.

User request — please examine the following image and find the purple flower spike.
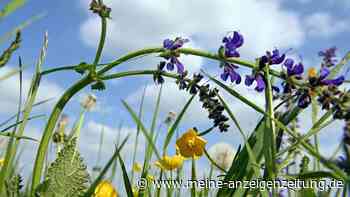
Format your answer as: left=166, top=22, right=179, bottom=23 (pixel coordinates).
left=222, top=31, right=244, bottom=58
left=245, top=73, right=266, bottom=92
left=319, top=47, right=337, bottom=67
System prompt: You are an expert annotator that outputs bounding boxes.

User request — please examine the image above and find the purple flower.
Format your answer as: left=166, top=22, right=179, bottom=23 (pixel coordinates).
left=163, top=37, right=189, bottom=50
left=297, top=91, right=311, bottom=108
left=162, top=37, right=189, bottom=74
left=283, top=58, right=304, bottom=77
left=319, top=67, right=345, bottom=86
left=245, top=73, right=266, bottom=92
left=222, top=31, right=244, bottom=58
left=319, top=47, right=337, bottom=67
left=260, top=49, right=286, bottom=66
left=220, top=64, right=241, bottom=84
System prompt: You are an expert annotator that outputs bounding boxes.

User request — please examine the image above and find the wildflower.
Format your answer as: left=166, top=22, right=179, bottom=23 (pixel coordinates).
left=164, top=111, right=177, bottom=124
left=219, top=31, right=243, bottom=84
left=245, top=73, right=266, bottom=92
left=319, top=47, right=337, bottom=67
left=162, top=37, right=189, bottom=74
left=308, top=67, right=345, bottom=87
left=176, top=71, right=188, bottom=90
left=281, top=58, right=304, bottom=93
left=259, top=49, right=286, bottom=66
left=176, top=128, right=207, bottom=158
left=146, top=175, right=155, bottom=182
left=220, top=64, right=241, bottom=84
left=198, top=86, right=229, bottom=132
left=90, top=0, right=112, bottom=18
left=133, top=163, right=142, bottom=173
left=222, top=31, right=244, bottom=58
left=153, top=61, right=165, bottom=84
left=297, top=90, right=311, bottom=108
left=94, top=180, right=117, bottom=197
left=208, top=143, right=235, bottom=170
left=0, top=158, right=4, bottom=167
left=155, top=154, right=184, bottom=171
left=132, top=186, right=139, bottom=197
left=81, top=94, right=97, bottom=111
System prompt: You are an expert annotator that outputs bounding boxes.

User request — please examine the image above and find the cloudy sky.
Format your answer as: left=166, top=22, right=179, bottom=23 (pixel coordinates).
left=0, top=0, right=350, bottom=189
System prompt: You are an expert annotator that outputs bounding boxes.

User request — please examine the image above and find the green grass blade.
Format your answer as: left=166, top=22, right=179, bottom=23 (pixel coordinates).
left=118, top=153, right=134, bottom=197
left=328, top=51, right=350, bottom=79
left=83, top=135, right=130, bottom=197
left=163, top=94, right=195, bottom=152
left=0, top=0, right=26, bottom=19
left=121, top=100, right=161, bottom=160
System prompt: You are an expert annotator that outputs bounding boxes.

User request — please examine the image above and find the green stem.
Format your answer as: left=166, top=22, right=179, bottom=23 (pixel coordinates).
left=92, top=17, right=107, bottom=73
left=31, top=77, right=92, bottom=194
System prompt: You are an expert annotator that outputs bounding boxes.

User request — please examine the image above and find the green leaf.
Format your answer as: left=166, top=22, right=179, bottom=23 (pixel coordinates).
left=5, top=174, right=23, bottom=197
left=36, top=138, right=90, bottom=197
left=328, top=51, right=350, bottom=79
left=118, top=154, right=134, bottom=197
left=83, top=135, right=129, bottom=197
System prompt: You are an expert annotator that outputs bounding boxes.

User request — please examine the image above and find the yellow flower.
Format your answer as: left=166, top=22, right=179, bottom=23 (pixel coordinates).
left=155, top=154, right=184, bottom=171
left=132, top=186, right=139, bottom=197
left=146, top=174, right=155, bottom=182
left=308, top=67, right=317, bottom=78
left=0, top=158, right=4, bottom=167
left=176, top=128, right=207, bottom=158
left=94, top=180, right=117, bottom=197
left=133, top=163, right=142, bottom=172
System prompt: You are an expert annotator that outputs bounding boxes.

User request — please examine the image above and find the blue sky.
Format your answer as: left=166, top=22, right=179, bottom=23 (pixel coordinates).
left=1, top=0, right=350, bottom=190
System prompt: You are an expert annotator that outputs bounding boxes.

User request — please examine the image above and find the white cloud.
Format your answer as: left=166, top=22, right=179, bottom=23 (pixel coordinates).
left=80, top=0, right=305, bottom=59
left=304, top=12, right=349, bottom=38
left=0, top=67, right=63, bottom=115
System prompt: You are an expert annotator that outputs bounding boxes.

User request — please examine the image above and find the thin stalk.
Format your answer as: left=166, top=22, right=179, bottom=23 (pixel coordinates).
left=264, top=64, right=277, bottom=183
left=92, top=17, right=107, bottom=73
left=191, top=158, right=196, bottom=197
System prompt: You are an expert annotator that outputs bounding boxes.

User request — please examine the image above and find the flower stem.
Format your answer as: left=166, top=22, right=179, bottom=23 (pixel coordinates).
left=92, top=17, right=107, bottom=73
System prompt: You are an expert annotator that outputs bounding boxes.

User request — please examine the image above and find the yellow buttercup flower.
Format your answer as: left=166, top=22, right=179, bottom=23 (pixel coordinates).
left=132, top=186, right=139, bottom=197
left=146, top=174, right=155, bottom=182
left=94, top=180, right=117, bottom=197
left=308, top=67, right=317, bottom=78
left=155, top=154, right=184, bottom=171
left=133, top=162, right=142, bottom=172
left=176, top=128, right=207, bottom=158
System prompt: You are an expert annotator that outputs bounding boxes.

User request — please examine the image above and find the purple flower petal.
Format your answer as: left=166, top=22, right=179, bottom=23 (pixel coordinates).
left=163, top=39, right=173, bottom=49
left=255, top=74, right=266, bottom=92
left=322, top=76, right=345, bottom=86
left=166, top=62, right=174, bottom=71
left=293, top=63, right=304, bottom=75
left=175, top=58, right=184, bottom=74
left=320, top=67, right=330, bottom=80
left=245, top=75, right=255, bottom=86
left=220, top=72, right=229, bottom=81
left=284, top=58, right=294, bottom=69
